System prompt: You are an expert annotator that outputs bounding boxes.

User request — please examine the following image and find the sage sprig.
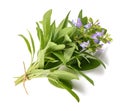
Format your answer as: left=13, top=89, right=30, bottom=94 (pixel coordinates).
left=15, top=9, right=112, bottom=102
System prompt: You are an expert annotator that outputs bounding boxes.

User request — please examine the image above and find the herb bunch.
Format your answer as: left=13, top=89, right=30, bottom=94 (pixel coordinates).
left=15, top=9, right=112, bottom=102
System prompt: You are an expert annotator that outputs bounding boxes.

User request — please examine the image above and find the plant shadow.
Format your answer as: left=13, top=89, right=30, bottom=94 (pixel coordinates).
left=72, top=49, right=109, bottom=93
left=72, top=80, right=87, bottom=94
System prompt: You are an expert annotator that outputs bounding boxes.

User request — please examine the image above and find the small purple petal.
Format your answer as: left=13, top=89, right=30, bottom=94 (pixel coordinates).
left=76, top=18, right=82, bottom=28
left=96, top=30, right=104, bottom=37
left=80, top=41, right=89, bottom=49
left=96, top=32, right=103, bottom=37
left=94, top=39, right=100, bottom=44
left=92, top=33, right=98, bottom=39
left=91, top=30, right=105, bottom=43
left=72, top=18, right=82, bottom=28
left=91, top=34, right=100, bottom=43
left=84, top=23, right=92, bottom=29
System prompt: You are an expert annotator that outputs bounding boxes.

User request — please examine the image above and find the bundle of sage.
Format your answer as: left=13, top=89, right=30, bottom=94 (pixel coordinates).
left=15, top=9, right=112, bottom=102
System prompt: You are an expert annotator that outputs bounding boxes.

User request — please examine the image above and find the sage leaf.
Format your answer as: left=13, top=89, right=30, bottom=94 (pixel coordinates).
left=80, top=58, right=101, bottom=71
left=44, top=61, right=61, bottom=69
left=52, top=51, right=66, bottom=64
left=79, top=71, right=94, bottom=85
left=64, top=43, right=76, bottom=62
left=48, top=77, right=80, bottom=102
left=48, top=70, right=79, bottom=81
left=28, top=31, right=35, bottom=57
left=67, top=65, right=94, bottom=85
left=48, top=42, right=65, bottom=51
left=37, top=49, right=46, bottom=68
left=83, top=52, right=106, bottom=68
left=42, top=9, right=52, bottom=37
left=19, top=34, right=32, bottom=54
left=54, top=11, right=70, bottom=41
left=78, top=10, right=83, bottom=19
left=48, top=78, right=72, bottom=89
left=36, top=22, right=44, bottom=49
left=57, top=27, right=75, bottom=40
left=57, top=79, right=80, bottom=102
left=81, top=16, right=88, bottom=25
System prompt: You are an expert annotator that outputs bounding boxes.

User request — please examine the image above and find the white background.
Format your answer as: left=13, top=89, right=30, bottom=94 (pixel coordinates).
left=0, top=0, right=120, bottom=111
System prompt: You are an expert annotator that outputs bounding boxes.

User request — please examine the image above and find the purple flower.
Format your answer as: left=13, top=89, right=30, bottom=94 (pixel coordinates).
left=72, top=18, right=82, bottom=28
left=92, top=30, right=104, bottom=43
left=92, top=33, right=99, bottom=43
left=80, top=41, right=90, bottom=49
left=84, top=23, right=92, bottom=29
left=76, top=18, right=82, bottom=28
left=96, top=30, right=104, bottom=37
left=94, top=39, right=100, bottom=44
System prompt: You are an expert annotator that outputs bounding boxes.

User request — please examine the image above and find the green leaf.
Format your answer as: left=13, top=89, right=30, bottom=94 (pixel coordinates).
left=78, top=10, right=88, bottom=25
left=64, top=43, right=76, bottom=62
left=44, top=60, right=61, bottom=69
left=41, top=9, right=52, bottom=48
left=67, top=65, right=94, bottom=85
left=53, top=11, right=70, bottom=41
left=78, top=10, right=83, bottom=19
left=81, top=16, right=88, bottom=25
left=59, top=79, right=72, bottom=89
left=51, top=21, right=56, bottom=35
left=79, top=71, right=94, bottom=85
left=48, top=78, right=72, bottom=89
left=48, top=70, right=79, bottom=81
left=48, top=78, right=80, bottom=102
left=80, top=58, right=101, bottom=71
left=45, top=56, right=58, bottom=62
left=76, top=58, right=81, bottom=68
left=19, top=34, right=32, bottom=54
left=56, top=27, right=75, bottom=41
left=28, top=31, right=35, bottom=55
left=48, top=78, right=62, bottom=88
left=69, top=52, right=105, bottom=70
left=58, top=27, right=75, bottom=38
left=64, top=35, right=72, bottom=43
left=89, top=17, right=93, bottom=24
left=42, top=9, right=52, bottom=37
left=52, top=51, right=66, bottom=64
left=58, top=11, right=70, bottom=29
left=36, top=22, right=44, bottom=49
left=48, top=42, right=65, bottom=51
left=83, top=52, right=106, bottom=68
left=57, top=79, right=80, bottom=102
left=37, top=49, right=46, bottom=68
left=54, top=27, right=76, bottom=44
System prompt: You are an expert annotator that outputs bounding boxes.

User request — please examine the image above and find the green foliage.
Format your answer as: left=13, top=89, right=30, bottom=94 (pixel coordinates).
left=48, top=70, right=79, bottom=80
left=36, top=22, right=44, bottom=49
left=48, top=78, right=80, bottom=102
left=78, top=10, right=83, bottom=19
left=19, top=34, right=32, bottom=54
left=53, top=11, right=70, bottom=41
left=15, top=9, right=112, bottom=102
left=48, top=78, right=72, bottom=89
